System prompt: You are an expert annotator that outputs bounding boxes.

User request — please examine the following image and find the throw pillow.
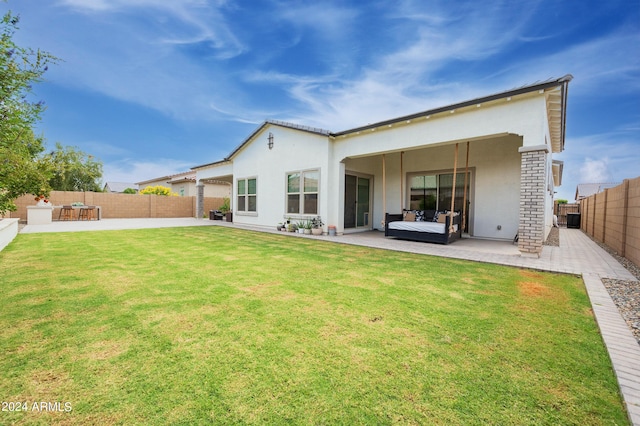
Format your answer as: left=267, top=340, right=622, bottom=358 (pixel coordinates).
left=404, top=212, right=416, bottom=222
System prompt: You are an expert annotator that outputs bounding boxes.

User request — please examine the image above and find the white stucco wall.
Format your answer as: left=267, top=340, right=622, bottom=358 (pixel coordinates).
left=332, top=95, right=546, bottom=161
left=230, top=125, right=331, bottom=229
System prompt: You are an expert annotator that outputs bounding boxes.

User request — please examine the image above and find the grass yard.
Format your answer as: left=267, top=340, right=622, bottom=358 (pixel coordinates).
left=0, top=227, right=628, bottom=425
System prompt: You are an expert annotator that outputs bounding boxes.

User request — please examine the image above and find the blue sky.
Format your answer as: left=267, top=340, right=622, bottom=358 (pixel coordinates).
left=5, top=0, right=639, bottom=201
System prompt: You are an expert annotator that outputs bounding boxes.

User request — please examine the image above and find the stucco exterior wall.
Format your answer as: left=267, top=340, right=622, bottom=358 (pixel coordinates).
left=332, top=95, right=546, bottom=161
left=230, top=126, right=331, bottom=229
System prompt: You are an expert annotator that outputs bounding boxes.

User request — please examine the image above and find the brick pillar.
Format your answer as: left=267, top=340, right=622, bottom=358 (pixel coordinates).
left=196, top=182, right=204, bottom=219
left=518, top=145, right=549, bottom=257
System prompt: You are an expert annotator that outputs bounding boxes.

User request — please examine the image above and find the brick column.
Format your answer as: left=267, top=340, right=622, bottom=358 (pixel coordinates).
left=518, top=145, right=549, bottom=257
left=196, top=182, right=204, bottom=219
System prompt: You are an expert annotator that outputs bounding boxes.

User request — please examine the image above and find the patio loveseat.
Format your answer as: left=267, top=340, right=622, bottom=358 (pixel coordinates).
left=384, top=210, right=462, bottom=245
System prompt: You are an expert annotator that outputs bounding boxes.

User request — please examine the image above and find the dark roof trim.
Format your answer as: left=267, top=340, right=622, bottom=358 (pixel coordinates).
left=331, top=74, right=573, bottom=137
left=191, top=158, right=231, bottom=170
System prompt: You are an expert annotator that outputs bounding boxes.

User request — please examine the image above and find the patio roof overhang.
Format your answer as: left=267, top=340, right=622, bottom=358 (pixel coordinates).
left=331, top=75, right=572, bottom=154
left=200, top=175, right=233, bottom=185
left=192, top=159, right=234, bottom=185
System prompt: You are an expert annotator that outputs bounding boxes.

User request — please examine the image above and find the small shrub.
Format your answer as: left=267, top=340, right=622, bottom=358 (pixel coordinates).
left=140, top=185, right=178, bottom=196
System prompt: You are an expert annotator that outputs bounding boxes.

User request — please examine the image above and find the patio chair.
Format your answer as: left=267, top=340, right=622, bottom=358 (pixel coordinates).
left=78, top=206, right=96, bottom=221
left=58, top=205, right=74, bottom=221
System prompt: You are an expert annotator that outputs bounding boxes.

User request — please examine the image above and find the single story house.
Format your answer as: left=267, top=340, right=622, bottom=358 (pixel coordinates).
left=103, top=182, right=138, bottom=193
left=193, top=75, right=572, bottom=257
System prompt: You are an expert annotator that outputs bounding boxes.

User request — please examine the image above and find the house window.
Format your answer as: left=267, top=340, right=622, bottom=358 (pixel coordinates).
left=409, top=172, right=470, bottom=212
left=237, top=178, right=257, bottom=212
left=287, top=170, right=318, bottom=215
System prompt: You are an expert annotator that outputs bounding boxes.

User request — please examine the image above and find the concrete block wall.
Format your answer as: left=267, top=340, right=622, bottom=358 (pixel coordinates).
left=594, top=191, right=606, bottom=242
left=5, top=191, right=225, bottom=221
left=603, top=183, right=627, bottom=255
left=580, top=176, right=640, bottom=268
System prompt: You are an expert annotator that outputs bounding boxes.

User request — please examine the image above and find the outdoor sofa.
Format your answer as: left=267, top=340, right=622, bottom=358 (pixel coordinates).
left=384, top=210, right=462, bottom=244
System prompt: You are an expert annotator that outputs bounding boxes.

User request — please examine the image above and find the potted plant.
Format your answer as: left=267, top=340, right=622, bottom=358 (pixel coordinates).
left=311, top=216, right=324, bottom=235
left=286, top=218, right=296, bottom=232
left=303, top=220, right=312, bottom=234
left=296, top=220, right=306, bottom=234
left=219, top=197, right=232, bottom=222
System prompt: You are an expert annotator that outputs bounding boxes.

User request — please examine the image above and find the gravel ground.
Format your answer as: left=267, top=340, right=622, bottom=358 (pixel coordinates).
left=593, top=240, right=640, bottom=345
left=548, top=227, right=639, bottom=344
left=544, top=226, right=560, bottom=247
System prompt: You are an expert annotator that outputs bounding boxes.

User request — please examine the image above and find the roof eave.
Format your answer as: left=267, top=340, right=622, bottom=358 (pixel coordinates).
left=331, top=74, right=573, bottom=138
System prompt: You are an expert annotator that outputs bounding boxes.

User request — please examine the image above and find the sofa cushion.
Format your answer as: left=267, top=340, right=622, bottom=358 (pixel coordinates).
left=404, top=212, right=416, bottom=222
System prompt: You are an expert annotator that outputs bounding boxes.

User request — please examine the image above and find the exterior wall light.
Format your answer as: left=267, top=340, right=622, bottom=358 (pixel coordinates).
left=268, top=132, right=274, bottom=150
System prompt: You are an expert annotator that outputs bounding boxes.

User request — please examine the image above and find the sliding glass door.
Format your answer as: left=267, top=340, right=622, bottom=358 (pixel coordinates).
left=344, top=174, right=370, bottom=229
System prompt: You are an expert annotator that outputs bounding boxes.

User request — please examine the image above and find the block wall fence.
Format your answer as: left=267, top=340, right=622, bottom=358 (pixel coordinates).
left=579, top=176, right=640, bottom=268
left=4, top=191, right=226, bottom=221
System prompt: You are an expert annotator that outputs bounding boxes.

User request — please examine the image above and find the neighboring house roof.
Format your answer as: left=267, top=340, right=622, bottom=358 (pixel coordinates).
left=136, top=171, right=195, bottom=186
left=191, top=75, right=572, bottom=170
left=575, top=182, right=620, bottom=201
left=103, top=182, right=138, bottom=193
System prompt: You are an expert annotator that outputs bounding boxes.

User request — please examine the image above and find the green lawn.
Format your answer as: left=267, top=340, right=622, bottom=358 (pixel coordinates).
left=0, top=227, right=628, bottom=425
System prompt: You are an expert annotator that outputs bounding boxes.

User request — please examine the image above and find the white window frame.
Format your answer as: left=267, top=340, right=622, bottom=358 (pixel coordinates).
left=286, top=169, right=319, bottom=216
left=237, top=177, right=257, bottom=214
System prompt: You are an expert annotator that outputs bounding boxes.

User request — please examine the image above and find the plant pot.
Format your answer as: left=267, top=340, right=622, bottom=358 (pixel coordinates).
left=298, top=228, right=305, bottom=234
left=304, top=228, right=311, bottom=235
left=328, top=225, right=337, bottom=236
left=311, top=228, right=323, bottom=236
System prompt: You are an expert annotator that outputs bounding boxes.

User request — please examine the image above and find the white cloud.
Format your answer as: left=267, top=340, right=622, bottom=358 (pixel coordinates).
left=43, top=0, right=245, bottom=121
left=579, top=158, right=613, bottom=183
left=102, top=158, right=194, bottom=185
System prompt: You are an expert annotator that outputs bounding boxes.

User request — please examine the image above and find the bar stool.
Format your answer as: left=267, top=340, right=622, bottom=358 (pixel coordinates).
left=58, top=205, right=74, bottom=221
left=78, top=206, right=95, bottom=221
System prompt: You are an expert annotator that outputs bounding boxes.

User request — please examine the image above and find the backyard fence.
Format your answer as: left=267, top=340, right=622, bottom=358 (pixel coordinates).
left=554, top=202, right=580, bottom=227
left=4, top=191, right=225, bottom=221
left=578, top=177, right=640, bottom=268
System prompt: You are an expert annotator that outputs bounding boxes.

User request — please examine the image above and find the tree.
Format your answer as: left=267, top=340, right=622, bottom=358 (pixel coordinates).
left=0, top=9, right=58, bottom=215
left=140, top=185, right=178, bottom=196
left=48, top=142, right=103, bottom=192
